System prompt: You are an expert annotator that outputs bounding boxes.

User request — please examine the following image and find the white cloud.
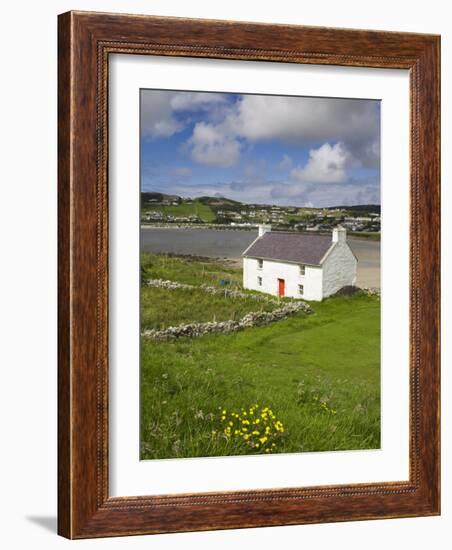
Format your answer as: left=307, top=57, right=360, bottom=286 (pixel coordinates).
left=172, top=167, right=192, bottom=177
left=141, top=92, right=183, bottom=138
left=279, top=154, right=293, bottom=171
left=141, top=91, right=228, bottom=138
left=271, top=180, right=380, bottom=207
left=142, top=91, right=380, bottom=173
left=290, top=142, right=351, bottom=184
left=187, top=123, right=241, bottom=167
left=228, top=95, right=379, bottom=150
left=184, top=95, right=379, bottom=168
left=169, top=92, right=226, bottom=111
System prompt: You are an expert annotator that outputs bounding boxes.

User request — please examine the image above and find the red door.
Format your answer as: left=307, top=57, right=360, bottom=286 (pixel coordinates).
left=278, top=278, right=285, bottom=297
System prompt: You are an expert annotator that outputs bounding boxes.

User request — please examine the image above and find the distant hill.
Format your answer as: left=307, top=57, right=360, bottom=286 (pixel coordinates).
left=142, top=192, right=380, bottom=212
left=197, top=196, right=242, bottom=207
left=327, top=204, right=381, bottom=213
left=141, top=191, right=181, bottom=203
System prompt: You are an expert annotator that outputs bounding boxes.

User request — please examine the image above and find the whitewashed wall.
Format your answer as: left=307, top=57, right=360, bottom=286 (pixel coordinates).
left=322, top=243, right=357, bottom=297
left=243, top=257, right=323, bottom=301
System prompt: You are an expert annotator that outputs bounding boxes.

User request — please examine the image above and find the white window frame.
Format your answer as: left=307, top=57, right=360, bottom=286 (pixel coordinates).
left=298, top=284, right=304, bottom=296
left=257, top=259, right=263, bottom=269
left=257, top=276, right=263, bottom=287
left=299, top=264, right=305, bottom=276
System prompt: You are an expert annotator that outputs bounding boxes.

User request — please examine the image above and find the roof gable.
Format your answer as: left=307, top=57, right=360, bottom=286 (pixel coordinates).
left=243, top=232, right=334, bottom=266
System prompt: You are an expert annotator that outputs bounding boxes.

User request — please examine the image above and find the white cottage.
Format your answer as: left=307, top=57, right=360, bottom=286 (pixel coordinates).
left=242, top=225, right=357, bottom=301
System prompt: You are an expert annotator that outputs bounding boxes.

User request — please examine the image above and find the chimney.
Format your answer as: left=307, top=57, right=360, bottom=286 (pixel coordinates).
left=258, top=224, right=272, bottom=237
left=332, top=225, right=347, bottom=243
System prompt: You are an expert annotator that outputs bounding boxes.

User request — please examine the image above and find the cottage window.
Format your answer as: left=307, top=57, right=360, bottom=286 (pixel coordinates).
left=257, top=259, right=263, bottom=269
left=299, top=264, right=305, bottom=276
left=258, top=276, right=263, bottom=286
left=298, top=284, right=304, bottom=296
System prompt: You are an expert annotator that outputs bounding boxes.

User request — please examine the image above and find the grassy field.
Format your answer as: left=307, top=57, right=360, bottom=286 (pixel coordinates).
left=141, top=286, right=278, bottom=330
left=142, top=200, right=216, bottom=222
left=141, top=252, right=243, bottom=287
left=140, top=254, right=381, bottom=459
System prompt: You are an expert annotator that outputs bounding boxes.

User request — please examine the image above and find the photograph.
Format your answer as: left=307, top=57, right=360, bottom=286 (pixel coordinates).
left=139, top=89, right=382, bottom=460
left=0, top=0, right=443, bottom=544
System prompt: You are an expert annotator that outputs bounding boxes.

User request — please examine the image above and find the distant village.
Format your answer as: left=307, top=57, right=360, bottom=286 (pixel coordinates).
left=141, top=192, right=381, bottom=234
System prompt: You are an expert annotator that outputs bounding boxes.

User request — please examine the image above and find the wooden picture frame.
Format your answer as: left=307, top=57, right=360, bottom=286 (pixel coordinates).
left=58, top=11, right=440, bottom=539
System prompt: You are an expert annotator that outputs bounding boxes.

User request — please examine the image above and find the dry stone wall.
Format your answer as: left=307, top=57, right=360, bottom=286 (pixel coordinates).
left=145, top=278, right=282, bottom=304
left=142, top=279, right=312, bottom=341
left=362, top=287, right=381, bottom=296
left=142, top=279, right=378, bottom=342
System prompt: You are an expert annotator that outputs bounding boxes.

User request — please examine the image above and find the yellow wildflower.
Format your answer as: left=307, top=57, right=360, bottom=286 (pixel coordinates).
left=217, top=404, right=284, bottom=454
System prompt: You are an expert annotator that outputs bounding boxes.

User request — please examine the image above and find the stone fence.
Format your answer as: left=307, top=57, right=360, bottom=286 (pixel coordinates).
left=362, top=287, right=381, bottom=296
left=145, top=278, right=284, bottom=304
left=141, top=279, right=378, bottom=342
left=332, top=285, right=381, bottom=298
left=142, top=301, right=312, bottom=341
left=142, top=278, right=312, bottom=341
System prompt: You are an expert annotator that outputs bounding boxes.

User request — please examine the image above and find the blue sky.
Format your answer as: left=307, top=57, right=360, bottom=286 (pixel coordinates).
left=140, top=90, right=380, bottom=207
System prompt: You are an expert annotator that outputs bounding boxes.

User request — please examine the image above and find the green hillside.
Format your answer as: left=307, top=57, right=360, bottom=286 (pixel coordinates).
left=142, top=199, right=216, bottom=222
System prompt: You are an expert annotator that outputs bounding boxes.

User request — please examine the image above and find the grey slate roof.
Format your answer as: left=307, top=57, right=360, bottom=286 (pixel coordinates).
left=243, top=232, right=334, bottom=266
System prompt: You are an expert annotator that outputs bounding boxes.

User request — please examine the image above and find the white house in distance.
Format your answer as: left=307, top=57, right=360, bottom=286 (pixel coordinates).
left=242, top=225, right=357, bottom=301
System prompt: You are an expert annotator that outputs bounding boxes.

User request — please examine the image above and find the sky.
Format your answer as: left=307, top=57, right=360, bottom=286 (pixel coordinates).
left=140, top=90, right=380, bottom=207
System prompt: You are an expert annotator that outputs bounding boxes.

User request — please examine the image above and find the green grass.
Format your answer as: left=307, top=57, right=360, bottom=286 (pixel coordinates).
left=142, top=200, right=216, bottom=222
left=141, top=253, right=243, bottom=287
left=140, top=254, right=381, bottom=459
left=141, top=286, right=277, bottom=330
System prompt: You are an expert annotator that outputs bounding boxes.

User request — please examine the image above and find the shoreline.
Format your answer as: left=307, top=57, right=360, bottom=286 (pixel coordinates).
left=140, top=224, right=381, bottom=242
